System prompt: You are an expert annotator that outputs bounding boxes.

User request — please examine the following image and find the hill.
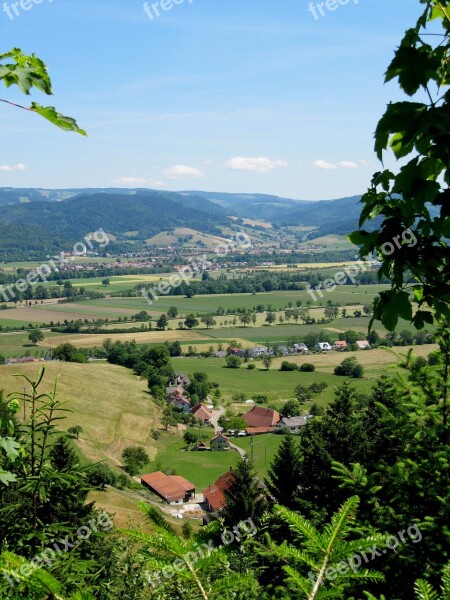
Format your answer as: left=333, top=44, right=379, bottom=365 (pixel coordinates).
left=0, top=361, right=161, bottom=465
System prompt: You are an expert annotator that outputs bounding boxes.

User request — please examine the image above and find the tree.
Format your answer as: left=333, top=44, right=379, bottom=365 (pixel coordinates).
left=184, top=314, right=199, bottom=329
left=283, top=399, right=303, bottom=417
left=201, top=316, right=216, bottom=329
left=0, top=48, right=85, bottom=134
left=87, top=463, right=117, bottom=489
left=295, top=385, right=312, bottom=403
left=226, top=416, right=248, bottom=431
left=239, top=313, right=251, bottom=328
left=226, top=355, right=242, bottom=369
left=334, top=357, right=364, bottom=378
left=67, top=425, right=83, bottom=439
left=221, top=458, right=267, bottom=527
left=299, top=308, right=310, bottom=324
left=266, top=434, right=302, bottom=509
left=167, top=306, right=178, bottom=319
left=28, top=329, right=44, bottom=345
left=102, top=278, right=110, bottom=286
left=122, top=446, right=149, bottom=476
left=350, top=2, right=450, bottom=330
left=324, top=305, right=339, bottom=321
left=161, top=406, right=178, bottom=431
left=183, top=431, right=197, bottom=448
left=156, top=314, right=169, bottom=330
left=251, top=313, right=257, bottom=326
left=265, top=311, right=276, bottom=326
left=262, top=355, right=272, bottom=371
left=53, top=343, right=86, bottom=363
left=49, top=436, right=79, bottom=471
left=261, top=497, right=385, bottom=600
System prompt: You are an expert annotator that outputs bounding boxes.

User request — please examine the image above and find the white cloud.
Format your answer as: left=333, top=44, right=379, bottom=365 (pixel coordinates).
left=313, top=160, right=337, bottom=170
left=224, top=156, right=287, bottom=173
left=313, top=160, right=359, bottom=170
left=0, top=163, right=27, bottom=172
left=337, top=161, right=358, bottom=169
left=163, top=165, right=206, bottom=180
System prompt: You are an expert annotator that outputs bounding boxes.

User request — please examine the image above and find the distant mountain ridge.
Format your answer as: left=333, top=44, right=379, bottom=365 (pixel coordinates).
left=0, top=188, right=369, bottom=259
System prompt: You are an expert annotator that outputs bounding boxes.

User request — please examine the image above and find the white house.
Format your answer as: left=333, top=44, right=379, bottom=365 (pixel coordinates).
left=292, top=343, right=308, bottom=353
left=315, top=342, right=332, bottom=352
left=276, top=416, right=308, bottom=433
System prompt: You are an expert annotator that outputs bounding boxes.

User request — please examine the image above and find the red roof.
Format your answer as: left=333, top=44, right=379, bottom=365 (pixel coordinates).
left=243, top=406, right=280, bottom=428
left=191, top=403, right=213, bottom=421
left=246, top=426, right=276, bottom=435
left=141, top=471, right=195, bottom=503
left=203, top=470, right=235, bottom=511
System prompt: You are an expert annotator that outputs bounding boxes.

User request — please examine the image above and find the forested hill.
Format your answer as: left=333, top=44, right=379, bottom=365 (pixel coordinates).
left=0, top=192, right=228, bottom=240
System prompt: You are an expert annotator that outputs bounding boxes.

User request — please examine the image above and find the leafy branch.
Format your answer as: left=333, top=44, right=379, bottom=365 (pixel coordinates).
left=0, top=48, right=86, bottom=135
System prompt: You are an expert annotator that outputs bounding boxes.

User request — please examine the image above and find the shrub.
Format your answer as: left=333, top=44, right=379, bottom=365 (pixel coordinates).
left=226, top=355, right=242, bottom=369
left=247, top=363, right=256, bottom=370
left=334, top=357, right=364, bottom=378
left=309, top=382, right=328, bottom=394
left=150, top=429, right=161, bottom=440
left=299, top=363, right=315, bottom=372
left=280, top=361, right=297, bottom=372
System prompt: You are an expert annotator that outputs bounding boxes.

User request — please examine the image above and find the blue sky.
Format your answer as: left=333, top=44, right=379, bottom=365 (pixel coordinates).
left=1, top=0, right=423, bottom=199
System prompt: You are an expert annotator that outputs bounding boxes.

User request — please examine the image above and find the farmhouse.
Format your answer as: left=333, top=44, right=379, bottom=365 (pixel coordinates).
left=333, top=340, right=348, bottom=351
left=203, top=470, right=235, bottom=512
left=141, top=471, right=196, bottom=505
left=356, top=340, right=371, bottom=350
left=211, top=433, right=231, bottom=451
left=276, top=416, right=308, bottom=433
left=191, top=403, right=213, bottom=424
left=248, top=346, right=268, bottom=358
left=243, top=406, right=280, bottom=434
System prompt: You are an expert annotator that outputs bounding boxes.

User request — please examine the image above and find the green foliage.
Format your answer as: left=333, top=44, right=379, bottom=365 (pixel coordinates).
left=28, top=329, right=44, bottom=345
left=350, top=2, right=450, bottom=330
left=260, top=496, right=385, bottom=599
left=283, top=399, right=303, bottom=417
left=121, top=446, right=149, bottom=476
left=0, top=48, right=86, bottom=134
left=334, top=357, right=364, bottom=378
left=125, top=504, right=260, bottom=599
left=226, top=355, right=242, bottom=369
left=280, top=361, right=297, bottom=372
left=266, top=434, right=302, bottom=509
left=87, top=463, right=117, bottom=489
left=300, top=363, right=315, bottom=372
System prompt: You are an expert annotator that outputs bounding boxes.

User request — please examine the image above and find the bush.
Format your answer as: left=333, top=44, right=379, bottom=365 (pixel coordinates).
left=150, top=429, right=161, bottom=440
left=309, top=382, right=328, bottom=394
left=254, top=395, right=267, bottom=404
left=280, top=361, right=297, bottom=372
left=247, top=363, right=256, bottom=370
left=334, top=357, right=364, bottom=378
left=226, top=355, right=242, bottom=369
left=299, top=363, right=315, bottom=372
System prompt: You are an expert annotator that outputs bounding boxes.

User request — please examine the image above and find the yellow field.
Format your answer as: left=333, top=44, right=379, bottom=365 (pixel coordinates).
left=269, top=344, right=438, bottom=372
left=146, top=227, right=228, bottom=248
left=38, top=328, right=221, bottom=349
left=0, top=361, right=161, bottom=465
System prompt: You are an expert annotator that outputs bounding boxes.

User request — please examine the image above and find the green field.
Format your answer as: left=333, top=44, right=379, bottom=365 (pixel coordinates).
left=233, top=435, right=284, bottom=479
left=154, top=433, right=240, bottom=490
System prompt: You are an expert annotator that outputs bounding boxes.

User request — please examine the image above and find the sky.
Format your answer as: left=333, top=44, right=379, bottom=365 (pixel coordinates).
left=0, top=0, right=424, bottom=199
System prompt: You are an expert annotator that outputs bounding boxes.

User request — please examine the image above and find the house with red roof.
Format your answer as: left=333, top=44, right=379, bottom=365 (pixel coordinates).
left=141, top=471, right=196, bottom=505
left=242, top=405, right=280, bottom=435
left=191, top=403, right=213, bottom=424
left=203, top=470, right=235, bottom=512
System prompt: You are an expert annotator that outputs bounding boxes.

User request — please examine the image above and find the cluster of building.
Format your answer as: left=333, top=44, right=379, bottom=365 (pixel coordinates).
left=220, top=339, right=370, bottom=359
left=165, top=373, right=214, bottom=424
